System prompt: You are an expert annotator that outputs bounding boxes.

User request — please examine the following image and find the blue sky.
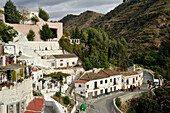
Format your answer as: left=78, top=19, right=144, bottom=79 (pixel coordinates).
left=0, top=0, right=122, bottom=20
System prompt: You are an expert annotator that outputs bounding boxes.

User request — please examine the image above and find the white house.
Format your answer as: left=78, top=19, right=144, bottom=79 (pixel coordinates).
left=31, top=70, right=43, bottom=90
left=75, top=68, right=143, bottom=98
left=4, top=36, right=79, bottom=69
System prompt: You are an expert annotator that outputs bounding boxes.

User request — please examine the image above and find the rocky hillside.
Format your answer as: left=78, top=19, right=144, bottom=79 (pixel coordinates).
left=59, top=10, right=104, bottom=31
left=60, top=0, right=170, bottom=52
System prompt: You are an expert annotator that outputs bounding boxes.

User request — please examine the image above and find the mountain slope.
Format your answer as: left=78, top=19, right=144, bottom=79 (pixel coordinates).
left=61, top=0, right=170, bottom=52
left=92, top=0, right=170, bottom=52
left=59, top=10, right=104, bottom=31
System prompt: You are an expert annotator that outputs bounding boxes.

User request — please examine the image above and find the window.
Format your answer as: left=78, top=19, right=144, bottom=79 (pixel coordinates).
left=114, top=78, right=116, bottom=84
left=100, top=90, right=103, bottom=94
left=136, top=77, right=138, bottom=80
left=51, top=63, right=55, bottom=66
left=79, top=85, right=81, bottom=87
left=72, top=62, right=75, bottom=65
left=100, top=80, right=103, bottom=84
left=105, top=80, right=107, bottom=83
left=122, top=79, right=124, bottom=82
left=60, top=60, right=63, bottom=61
left=133, top=78, right=135, bottom=83
left=95, top=91, right=97, bottom=96
left=80, top=91, right=83, bottom=94
left=86, top=85, right=89, bottom=89
left=110, top=79, right=112, bottom=82
left=60, top=63, right=63, bottom=66
left=127, top=79, right=129, bottom=84
left=110, top=87, right=112, bottom=92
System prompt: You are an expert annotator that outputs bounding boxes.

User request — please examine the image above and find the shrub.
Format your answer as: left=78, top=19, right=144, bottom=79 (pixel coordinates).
left=154, top=71, right=160, bottom=79
left=18, top=78, right=23, bottom=83
left=11, top=70, right=17, bottom=81
left=55, top=92, right=61, bottom=98
left=20, top=69, right=24, bottom=77
left=27, top=29, right=35, bottom=41
left=127, top=108, right=137, bottom=113
left=63, top=96, right=71, bottom=105
left=24, top=76, right=29, bottom=79
left=115, top=97, right=121, bottom=108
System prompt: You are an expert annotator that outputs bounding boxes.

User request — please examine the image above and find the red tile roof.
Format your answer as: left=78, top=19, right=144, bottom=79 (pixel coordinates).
left=75, top=80, right=88, bottom=83
left=25, top=98, right=45, bottom=113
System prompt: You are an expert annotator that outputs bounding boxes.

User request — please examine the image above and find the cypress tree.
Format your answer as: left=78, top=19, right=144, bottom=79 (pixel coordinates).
left=4, top=0, right=19, bottom=23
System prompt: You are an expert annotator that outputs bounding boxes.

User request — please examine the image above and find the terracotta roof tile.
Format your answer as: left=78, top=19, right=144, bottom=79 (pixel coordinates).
left=75, top=80, right=88, bottom=83
left=25, top=98, right=45, bottom=113
left=79, top=69, right=120, bottom=81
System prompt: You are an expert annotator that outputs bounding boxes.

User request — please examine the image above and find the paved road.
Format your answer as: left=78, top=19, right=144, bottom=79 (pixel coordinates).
left=88, top=70, right=153, bottom=113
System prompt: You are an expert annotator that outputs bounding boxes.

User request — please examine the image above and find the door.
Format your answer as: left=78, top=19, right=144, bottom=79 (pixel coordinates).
left=105, top=89, right=108, bottom=94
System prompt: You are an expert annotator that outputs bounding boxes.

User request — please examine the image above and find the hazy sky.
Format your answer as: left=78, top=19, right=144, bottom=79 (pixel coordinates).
left=0, top=0, right=122, bottom=20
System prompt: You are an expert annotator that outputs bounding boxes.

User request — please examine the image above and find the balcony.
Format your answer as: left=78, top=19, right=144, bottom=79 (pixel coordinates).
left=113, top=83, right=118, bottom=85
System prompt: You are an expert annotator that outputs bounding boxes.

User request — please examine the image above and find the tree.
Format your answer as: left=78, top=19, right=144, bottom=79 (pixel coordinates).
left=31, top=16, right=39, bottom=24
left=99, top=52, right=109, bottom=68
left=55, top=91, right=61, bottom=98
left=75, top=26, right=80, bottom=39
left=20, top=69, right=24, bottom=77
left=40, top=24, right=54, bottom=41
left=83, top=58, right=93, bottom=70
left=4, top=0, right=19, bottom=23
left=63, top=96, right=71, bottom=105
left=12, top=70, right=17, bottom=81
left=39, top=8, right=49, bottom=21
left=0, top=21, right=18, bottom=42
left=115, top=98, right=121, bottom=108
left=135, top=97, right=162, bottom=113
left=27, top=29, right=35, bottom=41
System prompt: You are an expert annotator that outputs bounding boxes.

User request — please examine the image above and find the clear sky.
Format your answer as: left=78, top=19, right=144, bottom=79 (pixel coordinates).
left=0, top=0, right=122, bottom=21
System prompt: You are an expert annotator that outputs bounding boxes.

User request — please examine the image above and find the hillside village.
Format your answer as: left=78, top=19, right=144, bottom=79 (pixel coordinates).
left=0, top=0, right=169, bottom=113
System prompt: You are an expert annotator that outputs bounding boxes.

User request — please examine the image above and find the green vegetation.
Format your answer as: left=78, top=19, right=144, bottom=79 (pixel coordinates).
left=27, top=29, right=35, bottom=41
left=11, top=70, right=17, bottom=81
left=135, top=96, right=162, bottom=113
left=127, top=108, right=136, bottom=113
left=60, top=27, right=131, bottom=70
left=130, top=50, right=170, bottom=80
left=24, top=76, right=29, bottom=79
left=0, top=21, right=18, bottom=42
left=45, top=72, right=69, bottom=83
left=31, top=16, right=39, bottom=24
left=154, top=85, right=170, bottom=112
left=63, top=96, right=71, bottom=105
left=33, top=91, right=42, bottom=96
left=39, top=8, right=49, bottom=21
left=20, top=69, right=24, bottom=77
left=40, top=24, right=54, bottom=41
left=4, top=0, right=19, bottom=23
left=115, top=97, right=121, bottom=108
left=18, top=78, right=23, bottom=83
left=127, top=85, right=169, bottom=113
left=55, top=91, right=61, bottom=98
